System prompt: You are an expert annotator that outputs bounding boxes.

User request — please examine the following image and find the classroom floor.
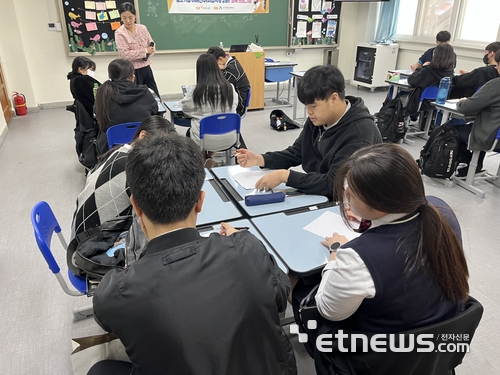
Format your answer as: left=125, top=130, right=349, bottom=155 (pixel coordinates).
left=0, top=85, right=499, bottom=374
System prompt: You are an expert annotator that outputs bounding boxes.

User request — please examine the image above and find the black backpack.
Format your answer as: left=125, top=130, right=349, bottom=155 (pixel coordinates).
left=270, top=109, right=300, bottom=131
left=419, top=122, right=460, bottom=179
left=374, top=98, right=406, bottom=143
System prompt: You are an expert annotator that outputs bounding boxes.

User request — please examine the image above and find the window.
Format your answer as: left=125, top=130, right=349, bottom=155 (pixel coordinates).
left=395, top=0, right=500, bottom=47
left=458, top=0, right=500, bottom=43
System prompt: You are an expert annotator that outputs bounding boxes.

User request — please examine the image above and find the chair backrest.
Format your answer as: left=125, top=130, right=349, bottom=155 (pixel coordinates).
left=106, top=122, right=141, bottom=150
left=420, top=86, right=439, bottom=102
left=199, top=113, right=241, bottom=152
left=241, top=88, right=252, bottom=119
left=31, top=201, right=86, bottom=295
left=323, top=296, right=484, bottom=375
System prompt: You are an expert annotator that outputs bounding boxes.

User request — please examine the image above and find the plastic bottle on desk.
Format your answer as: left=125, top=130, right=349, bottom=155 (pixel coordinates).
left=436, top=77, right=451, bottom=104
left=93, top=83, right=99, bottom=98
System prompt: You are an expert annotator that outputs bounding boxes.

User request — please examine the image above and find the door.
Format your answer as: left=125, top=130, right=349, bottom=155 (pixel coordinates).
left=0, top=62, right=12, bottom=124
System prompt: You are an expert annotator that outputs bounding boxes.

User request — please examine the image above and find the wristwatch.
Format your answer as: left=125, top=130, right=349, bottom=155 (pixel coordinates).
left=329, top=241, right=341, bottom=253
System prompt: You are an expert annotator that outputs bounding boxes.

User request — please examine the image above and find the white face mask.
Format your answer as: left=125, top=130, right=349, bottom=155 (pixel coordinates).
left=87, top=69, right=96, bottom=78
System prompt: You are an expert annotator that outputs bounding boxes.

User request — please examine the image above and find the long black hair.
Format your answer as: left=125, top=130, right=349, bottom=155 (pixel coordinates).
left=192, top=53, right=234, bottom=112
left=334, top=144, right=469, bottom=303
left=95, top=59, right=135, bottom=131
left=67, top=57, right=96, bottom=80
left=430, top=43, right=455, bottom=70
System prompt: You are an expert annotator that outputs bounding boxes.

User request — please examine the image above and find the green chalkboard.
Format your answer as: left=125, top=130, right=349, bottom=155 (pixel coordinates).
left=137, top=1, right=289, bottom=51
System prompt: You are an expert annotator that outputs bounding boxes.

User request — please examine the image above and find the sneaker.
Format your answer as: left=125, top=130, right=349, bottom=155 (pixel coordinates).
left=456, top=165, right=485, bottom=177
left=204, top=158, right=219, bottom=169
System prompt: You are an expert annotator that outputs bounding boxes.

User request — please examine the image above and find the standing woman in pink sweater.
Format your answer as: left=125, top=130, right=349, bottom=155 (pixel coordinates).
left=115, top=2, right=160, bottom=98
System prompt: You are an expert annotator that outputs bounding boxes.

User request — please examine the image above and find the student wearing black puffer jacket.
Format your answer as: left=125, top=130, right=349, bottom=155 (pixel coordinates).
left=236, top=65, right=382, bottom=200
left=406, top=43, right=455, bottom=115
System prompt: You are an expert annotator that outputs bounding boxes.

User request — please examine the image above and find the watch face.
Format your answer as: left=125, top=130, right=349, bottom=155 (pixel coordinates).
left=330, top=241, right=341, bottom=251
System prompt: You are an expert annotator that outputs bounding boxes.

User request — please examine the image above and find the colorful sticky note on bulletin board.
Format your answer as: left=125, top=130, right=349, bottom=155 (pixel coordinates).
left=97, top=11, right=109, bottom=21
left=86, top=22, right=98, bottom=31
left=108, top=10, right=120, bottom=19
left=85, top=11, right=96, bottom=20
left=95, top=2, right=106, bottom=10
left=85, top=1, right=96, bottom=9
left=110, top=21, right=121, bottom=30
left=105, top=1, right=116, bottom=8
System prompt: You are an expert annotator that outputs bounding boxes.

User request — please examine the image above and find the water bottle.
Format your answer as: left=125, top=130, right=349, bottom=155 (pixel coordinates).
left=93, top=83, right=99, bottom=98
left=435, top=77, right=451, bottom=105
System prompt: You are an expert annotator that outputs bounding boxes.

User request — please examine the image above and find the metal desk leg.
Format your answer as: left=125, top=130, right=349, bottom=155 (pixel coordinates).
left=287, top=78, right=291, bottom=105
left=292, top=77, right=298, bottom=121
left=452, top=151, right=486, bottom=198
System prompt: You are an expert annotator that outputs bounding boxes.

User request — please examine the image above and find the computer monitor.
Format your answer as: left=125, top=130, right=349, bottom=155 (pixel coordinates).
left=229, top=44, right=249, bottom=53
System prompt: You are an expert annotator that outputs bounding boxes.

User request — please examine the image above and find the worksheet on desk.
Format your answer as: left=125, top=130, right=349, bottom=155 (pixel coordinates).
left=233, top=170, right=275, bottom=189
left=303, top=211, right=361, bottom=241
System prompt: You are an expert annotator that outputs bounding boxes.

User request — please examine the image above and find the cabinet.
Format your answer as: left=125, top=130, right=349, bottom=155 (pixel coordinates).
left=230, top=52, right=265, bottom=110
left=352, top=43, right=399, bottom=92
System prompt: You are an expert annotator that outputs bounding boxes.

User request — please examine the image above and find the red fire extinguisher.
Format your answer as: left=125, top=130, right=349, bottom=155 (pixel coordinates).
left=12, top=92, right=27, bottom=116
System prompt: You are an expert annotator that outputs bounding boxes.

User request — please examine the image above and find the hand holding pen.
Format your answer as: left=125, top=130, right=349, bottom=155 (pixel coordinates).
left=220, top=222, right=249, bottom=236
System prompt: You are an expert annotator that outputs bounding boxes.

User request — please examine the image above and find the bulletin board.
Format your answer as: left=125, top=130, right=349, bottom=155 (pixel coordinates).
left=290, top=0, right=341, bottom=47
left=60, top=0, right=131, bottom=54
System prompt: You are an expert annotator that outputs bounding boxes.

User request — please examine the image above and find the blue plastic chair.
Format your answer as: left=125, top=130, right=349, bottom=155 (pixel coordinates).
left=31, top=201, right=93, bottom=320
left=241, top=87, right=252, bottom=119
left=199, top=113, right=241, bottom=165
left=106, top=122, right=141, bottom=150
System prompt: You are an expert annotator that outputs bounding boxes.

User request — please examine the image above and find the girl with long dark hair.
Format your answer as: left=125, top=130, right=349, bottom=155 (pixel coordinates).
left=181, top=53, right=238, bottom=163
left=313, top=143, right=468, bottom=331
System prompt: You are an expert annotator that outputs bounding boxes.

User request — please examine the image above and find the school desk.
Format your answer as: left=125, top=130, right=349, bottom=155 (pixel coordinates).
left=265, top=61, right=298, bottom=107
left=197, top=176, right=242, bottom=226
left=197, top=218, right=288, bottom=274
left=290, top=71, right=306, bottom=123
left=164, top=101, right=191, bottom=127
left=251, top=204, right=343, bottom=277
left=209, top=165, right=328, bottom=217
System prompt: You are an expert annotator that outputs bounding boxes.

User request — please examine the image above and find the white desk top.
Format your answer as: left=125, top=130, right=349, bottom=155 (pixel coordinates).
left=290, top=71, right=305, bottom=78
left=210, top=165, right=328, bottom=217
left=252, top=206, right=345, bottom=276
left=385, top=79, right=410, bottom=88
left=197, top=178, right=242, bottom=226
left=265, top=61, right=298, bottom=67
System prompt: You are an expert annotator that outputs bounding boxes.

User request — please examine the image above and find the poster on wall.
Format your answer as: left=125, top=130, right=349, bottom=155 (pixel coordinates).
left=167, top=0, right=269, bottom=14
left=61, top=0, right=132, bottom=54
left=291, top=0, right=340, bottom=46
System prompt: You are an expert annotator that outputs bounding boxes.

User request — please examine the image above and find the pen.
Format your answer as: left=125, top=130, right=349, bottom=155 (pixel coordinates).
left=234, top=227, right=249, bottom=231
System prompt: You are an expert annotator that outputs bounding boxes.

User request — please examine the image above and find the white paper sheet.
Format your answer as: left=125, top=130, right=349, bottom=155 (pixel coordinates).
left=299, top=0, right=309, bottom=12
left=312, top=21, right=322, bottom=38
left=233, top=170, right=275, bottom=189
left=303, top=211, right=361, bottom=241
left=312, top=0, right=322, bottom=12
left=296, top=21, right=307, bottom=38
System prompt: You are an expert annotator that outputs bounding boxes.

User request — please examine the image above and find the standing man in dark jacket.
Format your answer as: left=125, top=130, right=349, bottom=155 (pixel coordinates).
left=89, top=134, right=297, bottom=375
left=236, top=65, right=382, bottom=200
left=450, top=41, right=500, bottom=99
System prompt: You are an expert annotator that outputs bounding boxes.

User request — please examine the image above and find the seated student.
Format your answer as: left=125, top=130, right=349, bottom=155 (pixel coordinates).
left=67, top=56, right=100, bottom=118
left=71, top=116, right=175, bottom=239
left=236, top=65, right=381, bottom=200
left=297, top=144, right=469, bottom=369
left=453, top=50, right=500, bottom=177
left=181, top=53, right=238, bottom=166
left=95, top=59, right=158, bottom=153
left=450, top=41, right=500, bottom=99
left=410, top=30, right=455, bottom=71
left=207, top=46, right=251, bottom=116
left=89, top=133, right=297, bottom=375
left=406, top=43, right=455, bottom=115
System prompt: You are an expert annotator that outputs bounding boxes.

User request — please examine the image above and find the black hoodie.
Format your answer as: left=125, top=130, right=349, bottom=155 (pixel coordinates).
left=262, top=96, right=382, bottom=200
left=107, top=80, right=158, bottom=127
left=450, top=65, right=500, bottom=99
